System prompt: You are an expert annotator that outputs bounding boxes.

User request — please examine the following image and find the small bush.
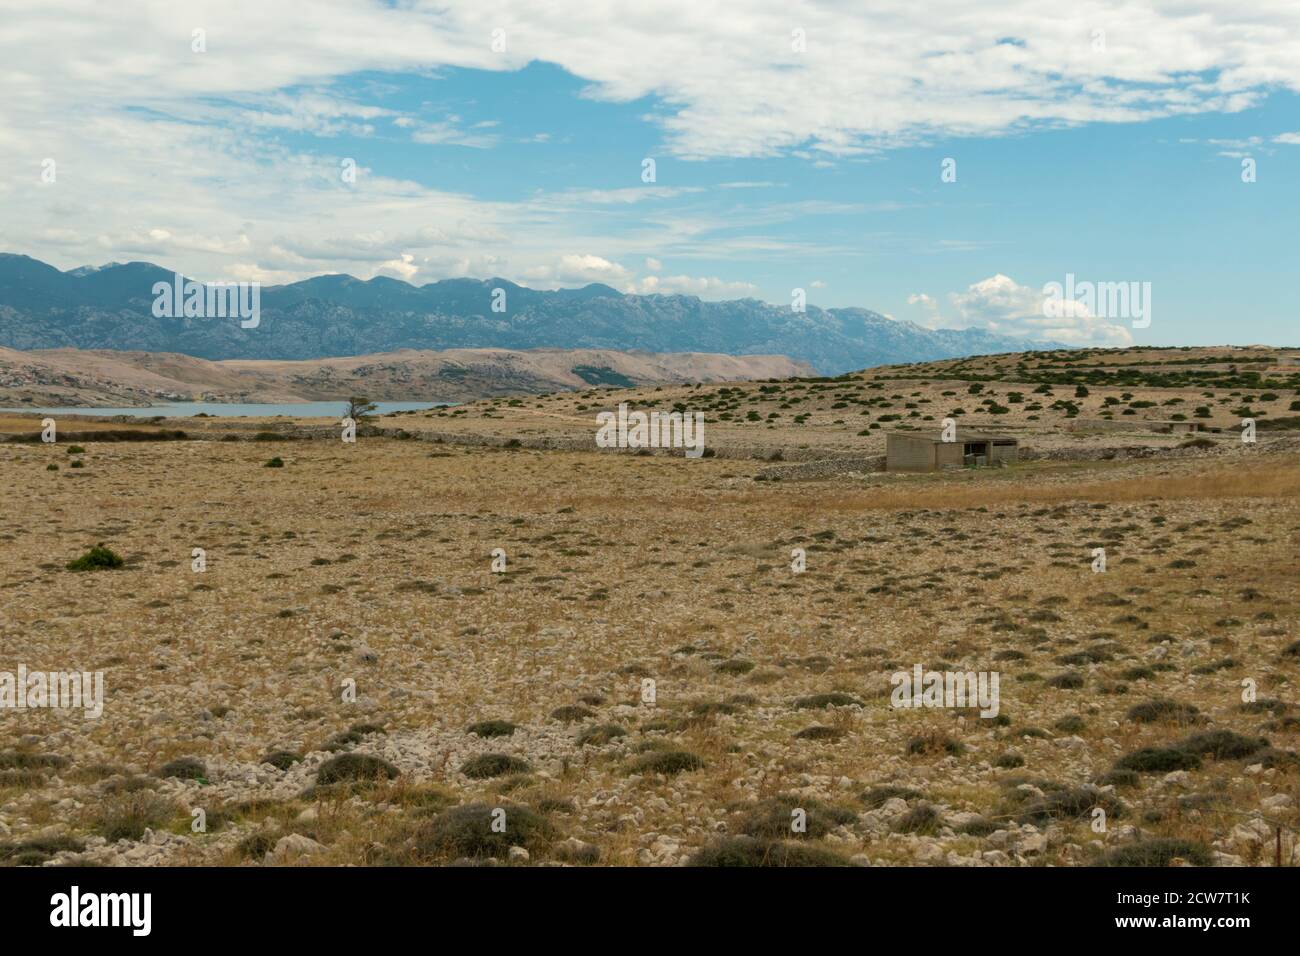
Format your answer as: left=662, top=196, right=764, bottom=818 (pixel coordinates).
left=259, top=750, right=302, bottom=771
left=714, top=659, right=755, bottom=675
left=1126, top=699, right=1200, bottom=724
left=410, top=803, right=555, bottom=861
left=66, top=544, right=124, bottom=572
left=575, top=724, right=627, bottom=747
left=0, top=835, right=85, bottom=865
left=460, top=753, right=530, bottom=779
left=97, top=792, right=177, bottom=841
left=689, top=836, right=850, bottom=867
left=0, top=752, right=69, bottom=771
left=627, top=750, right=704, bottom=776
left=1019, top=786, right=1124, bottom=824
left=316, top=753, right=399, bottom=785
left=737, top=795, right=856, bottom=839
left=1046, top=672, right=1085, bottom=689
left=1103, top=838, right=1213, bottom=867
left=1176, top=730, right=1267, bottom=760
left=467, top=720, right=517, bottom=739
left=906, top=733, right=962, bottom=757
left=157, top=757, right=207, bottom=781
left=264, top=457, right=284, bottom=468
left=895, top=803, right=942, bottom=834
left=236, top=830, right=279, bottom=860
left=1114, top=747, right=1201, bottom=773
left=861, top=785, right=922, bottom=809
left=794, top=725, right=845, bottom=741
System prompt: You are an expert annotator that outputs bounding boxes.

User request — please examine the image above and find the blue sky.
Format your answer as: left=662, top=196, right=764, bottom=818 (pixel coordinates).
left=2, top=1, right=1297, bottom=348
left=318, top=64, right=1300, bottom=347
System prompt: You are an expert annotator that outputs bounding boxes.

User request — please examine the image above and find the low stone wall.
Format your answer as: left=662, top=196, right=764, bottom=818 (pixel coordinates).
left=369, top=426, right=856, bottom=462
left=755, top=456, right=886, bottom=480
left=1020, top=434, right=1299, bottom=462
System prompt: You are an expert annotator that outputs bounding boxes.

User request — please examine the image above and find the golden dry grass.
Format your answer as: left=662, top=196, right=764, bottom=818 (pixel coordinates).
left=0, top=428, right=1295, bottom=867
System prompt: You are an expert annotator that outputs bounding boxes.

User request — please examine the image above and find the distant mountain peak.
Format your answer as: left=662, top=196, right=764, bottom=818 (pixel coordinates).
left=67, top=262, right=125, bottom=276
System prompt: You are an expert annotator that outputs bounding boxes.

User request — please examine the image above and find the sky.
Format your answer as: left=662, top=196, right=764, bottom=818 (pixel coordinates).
left=1, top=0, right=1297, bottom=348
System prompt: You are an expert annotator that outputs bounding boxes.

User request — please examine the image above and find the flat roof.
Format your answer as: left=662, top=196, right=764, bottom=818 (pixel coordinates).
left=886, top=431, right=1018, bottom=443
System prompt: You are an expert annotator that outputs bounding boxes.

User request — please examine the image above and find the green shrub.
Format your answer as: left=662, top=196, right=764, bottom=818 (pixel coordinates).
left=1126, top=699, right=1200, bottom=724
left=627, top=750, right=704, bottom=776
left=689, top=836, right=850, bottom=867
left=157, top=757, right=207, bottom=781
left=316, top=753, right=399, bottom=785
left=1176, top=730, right=1267, bottom=760
left=1103, top=838, right=1213, bottom=867
left=97, top=792, right=177, bottom=841
left=861, top=785, right=922, bottom=808
left=1114, top=747, right=1200, bottom=773
left=737, top=795, right=856, bottom=839
left=460, top=753, right=530, bottom=779
left=66, top=544, right=124, bottom=572
left=467, top=720, right=517, bottom=739
left=258, top=750, right=302, bottom=771
left=410, top=803, right=555, bottom=861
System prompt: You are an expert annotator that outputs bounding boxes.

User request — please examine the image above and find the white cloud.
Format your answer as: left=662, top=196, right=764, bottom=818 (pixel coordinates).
left=407, top=116, right=500, bottom=149
left=376, top=253, right=420, bottom=281
left=516, top=256, right=755, bottom=299
left=9, top=2, right=1300, bottom=162
left=522, top=255, right=633, bottom=286
left=941, top=274, right=1134, bottom=346
left=907, top=292, right=942, bottom=328
left=3, top=1, right=1299, bottom=291
left=638, top=274, right=759, bottom=298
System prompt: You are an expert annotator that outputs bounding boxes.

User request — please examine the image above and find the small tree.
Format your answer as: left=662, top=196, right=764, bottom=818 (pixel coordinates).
left=344, top=397, right=378, bottom=423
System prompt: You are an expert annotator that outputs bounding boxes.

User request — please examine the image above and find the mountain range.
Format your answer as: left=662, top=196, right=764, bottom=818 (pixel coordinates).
left=0, top=253, right=1052, bottom=375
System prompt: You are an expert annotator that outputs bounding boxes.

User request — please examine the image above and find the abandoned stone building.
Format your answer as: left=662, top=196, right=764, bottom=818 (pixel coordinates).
left=885, top=431, right=1019, bottom=472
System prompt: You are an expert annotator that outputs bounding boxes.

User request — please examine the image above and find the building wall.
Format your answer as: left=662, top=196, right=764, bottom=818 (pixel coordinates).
left=935, top=442, right=965, bottom=469
left=886, top=434, right=1018, bottom=470
left=886, top=434, right=936, bottom=472
left=989, top=440, right=1019, bottom=464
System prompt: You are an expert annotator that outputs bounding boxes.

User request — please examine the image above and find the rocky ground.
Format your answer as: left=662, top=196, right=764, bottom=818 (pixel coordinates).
left=0, top=411, right=1296, bottom=867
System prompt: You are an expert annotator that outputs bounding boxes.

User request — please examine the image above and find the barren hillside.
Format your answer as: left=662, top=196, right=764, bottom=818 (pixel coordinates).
left=0, top=347, right=813, bottom=407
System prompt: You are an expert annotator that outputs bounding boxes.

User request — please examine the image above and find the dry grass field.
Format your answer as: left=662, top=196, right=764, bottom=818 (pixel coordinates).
left=1, top=347, right=1297, bottom=867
